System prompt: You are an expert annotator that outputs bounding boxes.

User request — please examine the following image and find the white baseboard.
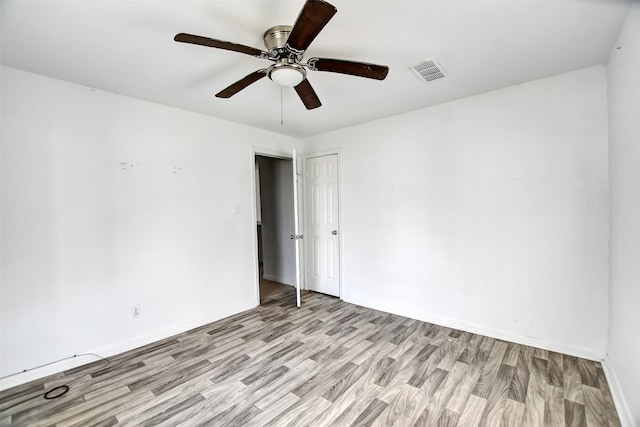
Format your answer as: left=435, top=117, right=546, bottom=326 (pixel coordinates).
left=601, top=355, right=634, bottom=427
left=343, top=294, right=604, bottom=362
left=0, top=354, right=105, bottom=391
left=0, top=302, right=255, bottom=391
left=262, top=274, right=293, bottom=287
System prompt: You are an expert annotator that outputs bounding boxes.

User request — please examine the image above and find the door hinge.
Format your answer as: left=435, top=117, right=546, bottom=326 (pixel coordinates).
left=290, top=234, right=304, bottom=240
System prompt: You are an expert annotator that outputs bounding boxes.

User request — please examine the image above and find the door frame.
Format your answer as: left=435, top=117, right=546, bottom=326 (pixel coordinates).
left=249, top=147, right=296, bottom=306
left=301, top=148, right=343, bottom=299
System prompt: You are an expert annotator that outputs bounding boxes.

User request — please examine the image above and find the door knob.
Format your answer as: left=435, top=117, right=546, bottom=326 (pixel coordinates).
left=332, top=230, right=338, bottom=235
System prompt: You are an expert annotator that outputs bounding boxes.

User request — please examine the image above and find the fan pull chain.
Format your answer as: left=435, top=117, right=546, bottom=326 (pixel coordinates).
left=280, top=87, right=284, bottom=125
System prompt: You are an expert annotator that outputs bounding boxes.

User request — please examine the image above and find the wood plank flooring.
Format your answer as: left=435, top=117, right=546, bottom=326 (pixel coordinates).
left=0, top=290, right=621, bottom=426
left=259, top=276, right=293, bottom=304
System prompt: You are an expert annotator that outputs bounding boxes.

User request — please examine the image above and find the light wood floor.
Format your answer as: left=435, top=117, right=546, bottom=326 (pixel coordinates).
left=0, top=291, right=620, bottom=426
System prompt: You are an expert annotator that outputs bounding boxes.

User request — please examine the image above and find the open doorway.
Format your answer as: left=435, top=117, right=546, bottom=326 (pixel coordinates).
left=255, top=155, right=296, bottom=304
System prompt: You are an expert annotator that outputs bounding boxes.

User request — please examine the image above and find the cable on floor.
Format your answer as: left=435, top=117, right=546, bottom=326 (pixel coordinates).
left=0, top=353, right=110, bottom=411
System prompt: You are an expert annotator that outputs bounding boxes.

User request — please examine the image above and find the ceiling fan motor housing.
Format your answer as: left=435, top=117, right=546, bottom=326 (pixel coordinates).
left=264, top=25, right=294, bottom=58
left=263, top=25, right=307, bottom=86
left=264, top=25, right=305, bottom=63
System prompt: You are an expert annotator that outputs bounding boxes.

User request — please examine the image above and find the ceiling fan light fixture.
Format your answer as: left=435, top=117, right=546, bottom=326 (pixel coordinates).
left=268, top=63, right=306, bottom=87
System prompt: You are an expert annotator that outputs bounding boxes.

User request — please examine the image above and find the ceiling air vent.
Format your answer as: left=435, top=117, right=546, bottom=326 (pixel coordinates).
left=410, top=58, right=447, bottom=83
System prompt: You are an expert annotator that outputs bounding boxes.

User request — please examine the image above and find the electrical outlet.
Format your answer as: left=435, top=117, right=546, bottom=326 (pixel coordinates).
left=132, top=305, right=141, bottom=318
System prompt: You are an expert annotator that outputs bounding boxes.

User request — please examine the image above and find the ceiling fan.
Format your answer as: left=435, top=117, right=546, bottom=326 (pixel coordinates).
left=174, top=0, right=389, bottom=110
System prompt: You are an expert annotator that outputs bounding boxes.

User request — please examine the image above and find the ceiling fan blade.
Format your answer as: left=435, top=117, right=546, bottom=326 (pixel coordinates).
left=287, top=0, right=337, bottom=53
left=175, top=33, right=267, bottom=58
left=216, top=70, right=267, bottom=98
left=294, top=79, right=322, bottom=110
left=308, top=58, right=389, bottom=80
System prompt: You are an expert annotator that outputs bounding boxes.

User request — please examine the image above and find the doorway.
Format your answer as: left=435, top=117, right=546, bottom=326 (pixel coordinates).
left=254, top=154, right=296, bottom=304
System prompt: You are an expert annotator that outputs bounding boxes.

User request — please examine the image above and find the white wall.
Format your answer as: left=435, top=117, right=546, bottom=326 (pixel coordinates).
left=0, top=66, right=295, bottom=381
left=256, top=156, right=295, bottom=286
left=299, top=66, right=610, bottom=359
left=606, top=3, right=640, bottom=425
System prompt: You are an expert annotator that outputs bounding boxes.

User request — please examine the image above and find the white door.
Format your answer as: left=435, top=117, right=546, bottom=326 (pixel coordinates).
left=292, top=149, right=302, bottom=307
left=304, top=154, right=340, bottom=297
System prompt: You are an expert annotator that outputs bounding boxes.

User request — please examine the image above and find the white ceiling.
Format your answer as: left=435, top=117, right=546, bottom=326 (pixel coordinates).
left=1, top=0, right=631, bottom=138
